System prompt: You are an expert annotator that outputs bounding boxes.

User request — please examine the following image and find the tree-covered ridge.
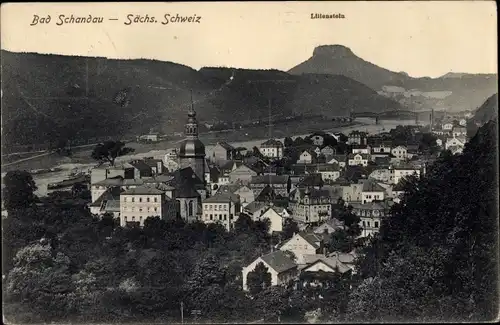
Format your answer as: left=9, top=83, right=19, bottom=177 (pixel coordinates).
left=351, top=119, right=499, bottom=322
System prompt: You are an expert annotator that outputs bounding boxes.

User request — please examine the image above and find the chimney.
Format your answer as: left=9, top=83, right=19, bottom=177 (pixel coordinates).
left=323, top=247, right=327, bottom=256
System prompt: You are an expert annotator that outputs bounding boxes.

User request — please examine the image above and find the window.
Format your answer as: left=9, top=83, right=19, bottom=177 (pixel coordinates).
left=375, top=221, right=379, bottom=228
left=154, top=207, right=157, bottom=212
left=132, top=216, right=135, bottom=221
left=214, top=205, right=218, bottom=211
left=154, top=197, right=158, bottom=203
left=132, top=198, right=135, bottom=203
left=219, top=215, right=222, bottom=221
left=124, top=197, right=127, bottom=202
left=139, top=198, right=142, bottom=203
left=363, top=221, right=366, bottom=227
left=147, top=198, right=150, bottom=202
left=210, top=214, right=213, bottom=220
left=139, top=208, right=143, bottom=212
left=188, top=201, right=194, bottom=216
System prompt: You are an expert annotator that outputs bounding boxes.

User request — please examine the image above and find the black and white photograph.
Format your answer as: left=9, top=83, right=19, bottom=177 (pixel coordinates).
left=1, top=1, right=498, bottom=323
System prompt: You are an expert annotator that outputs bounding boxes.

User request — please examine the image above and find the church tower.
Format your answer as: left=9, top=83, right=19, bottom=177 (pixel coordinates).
left=178, top=96, right=206, bottom=182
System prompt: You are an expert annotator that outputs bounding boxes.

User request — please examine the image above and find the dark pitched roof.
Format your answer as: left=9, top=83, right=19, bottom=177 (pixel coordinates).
left=298, top=232, right=322, bottom=249
left=170, top=167, right=205, bottom=188
left=348, top=153, right=370, bottom=159
left=129, top=160, right=154, bottom=174
left=208, top=165, right=221, bottom=182
left=89, top=187, right=123, bottom=207
left=260, top=251, right=297, bottom=273
left=217, top=141, right=235, bottom=151
left=251, top=175, right=289, bottom=185
left=297, top=174, right=323, bottom=188
left=121, top=186, right=165, bottom=195
left=361, top=179, right=386, bottom=192
left=261, top=139, right=284, bottom=147
left=143, top=158, right=163, bottom=168
left=203, top=192, right=240, bottom=203
left=255, top=185, right=277, bottom=202
left=244, top=201, right=268, bottom=214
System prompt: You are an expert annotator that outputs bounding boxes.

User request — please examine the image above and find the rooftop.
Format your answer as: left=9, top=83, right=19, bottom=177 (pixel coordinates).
left=261, top=139, right=284, bottom=147
left=260, top=250, right=297, bottom=273
left=203, top=192, right=240, bottom=203
left=121, top=186, right=165, bottom=195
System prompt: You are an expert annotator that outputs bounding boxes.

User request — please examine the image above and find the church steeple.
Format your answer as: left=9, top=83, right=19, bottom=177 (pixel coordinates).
left=185, top=90, right=198, bottom=139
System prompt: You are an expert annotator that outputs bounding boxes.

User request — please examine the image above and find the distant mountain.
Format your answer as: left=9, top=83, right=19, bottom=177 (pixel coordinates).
left=1, top=50, right=403, bottom=150
left=288, top=45, right=497, bottom=112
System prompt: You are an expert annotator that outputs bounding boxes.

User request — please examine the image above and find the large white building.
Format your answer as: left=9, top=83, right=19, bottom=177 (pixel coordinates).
left=202, top=192, right=241, bottom=231
left=259, top=139, right=284, bottom=159
left=119, top=186, right=177, bottom=227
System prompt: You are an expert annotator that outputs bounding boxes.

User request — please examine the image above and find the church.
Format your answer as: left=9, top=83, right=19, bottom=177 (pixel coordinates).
left=178, top=107, right=206, bottom=182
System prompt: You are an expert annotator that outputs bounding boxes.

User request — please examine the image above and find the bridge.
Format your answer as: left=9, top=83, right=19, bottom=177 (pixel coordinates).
left=332, top=109, right=435, bottom=125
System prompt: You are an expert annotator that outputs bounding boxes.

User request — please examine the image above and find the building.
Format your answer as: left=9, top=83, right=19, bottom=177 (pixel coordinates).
left=445, top=137, right=466, bottom=151
left=310, top=133, right=326, bottom=146
left=242, top=201, right=269, bottom=220
left=207, top=141, right=236, bottom=164
left=178, top=109, right=206, bottom=182
left=250, top=175, right=289, bottom=197
left=119, top=186, right=177, bottom=227
left=389, top=165, right=422, bottom=185
left=228, top=163, right=259, bottom=185
left=316, top=164, right=341, bottom=182
left=279, top=232, right=324, bottom=264
left=255, top=204, right=291, bottom=233
left=452, top=126, right=467, bottom=138
left=360, top=179, right=386, bottom=204
left=138, top=132, right=160, bottom=142
left=391, top=145, right=408, bottom=160
left=351, top=201, right=392, bottom=238
left=371, top=142, right=392, bottom=154
left=313, top=218, right=345, bottom=235
left=143, top=158, right=165, bottom=175
left=217, top=183, right=255, bottom=208
left=320, top=146, right=336, bottom=156
left=89, top=187, right=122, bottom=218
left=352, top=145, right=370, bottom=155
left=459, top=118, right=467, bottom=126
left=164, top=149, right=180, bottom=173
left=202, top=192, right=241, bottom=231
left=242, top=251, right=298, bottom=291
left=442, top=123, right=453, bottom=131
left=298, top=149, right=316, bottom=164
left=260, top=139, right=284, bottom=159
left=347, top=153, right=369, bottom=167
left=348, top=131, right=368, bottom=145
left=326, top=155, right=347, bottom=169
left=289, top=188, right=332, bottom=224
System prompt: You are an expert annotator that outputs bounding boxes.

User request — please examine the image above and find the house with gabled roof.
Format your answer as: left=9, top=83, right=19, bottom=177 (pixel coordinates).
left=347, top=153, right=369, bottom=167
left=242, top=250, right=298, bottom=291
left=207, top=141, right=236, bottom=164
left=89, top=186, right=123, bottom=217
left=243, top=201, right=269, bottom=220
left=298, top=149, right=317, bottom=164
left=279, top=232, right=324, bottom=264
left=202, top=192, right=241, bottom=231
left=217, top=183, right=254, bottom=207
left=320, top=145, right=336, bottom=157
left=350, top=201, right=392, bottom=237
left=313, top=218, right=345, bottom=235
left=254, top=204, right=293, bottom=234
left=228, top=163, right=259, bottom=185
left=360, top=179, right=386, bottom=203
left=250, top=175, right=289, bottom=197
left=326, top=154, right=347, bottom=169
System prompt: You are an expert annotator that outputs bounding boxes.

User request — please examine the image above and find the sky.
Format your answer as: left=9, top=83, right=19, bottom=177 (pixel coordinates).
left=1, top=1, right=497, bottom=78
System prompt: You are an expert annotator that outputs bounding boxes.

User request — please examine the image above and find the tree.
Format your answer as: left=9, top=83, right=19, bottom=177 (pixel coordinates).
left=418, top=132, right=439, bottom=155
left=234, top=213, right=254, bottom=233
left=282, top=218, right=299, bottom=241
left=2, top=170, right=38, bottom=211
left=351, top=120, right=499, bottom=322
left=246, top=262, right=272, bottom=295
left=284, top=137, right=294, bottom=148
left=91, top=141, right=135, bottom=166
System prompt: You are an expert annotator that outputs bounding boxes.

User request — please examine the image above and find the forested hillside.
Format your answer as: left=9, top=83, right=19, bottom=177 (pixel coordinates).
left=1, top=50, right=402, bottom=152
left=349, top=119, right=498, bottom=322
